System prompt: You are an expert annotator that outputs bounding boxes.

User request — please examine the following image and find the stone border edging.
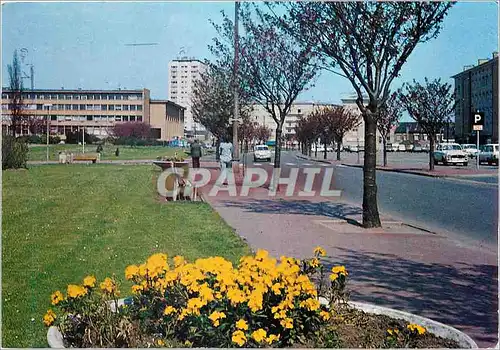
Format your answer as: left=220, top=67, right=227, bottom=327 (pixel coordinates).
left=48, top=298, right=478, bottom=348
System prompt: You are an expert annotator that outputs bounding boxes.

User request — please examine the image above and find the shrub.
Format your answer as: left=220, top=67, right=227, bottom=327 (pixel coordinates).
left=2, top=135, right=28, bottom=169
left=17, top=135, right=42, bottom=144
left=45, top=249, right=347, bottom=348
left=40, top=135, right=61, bottom=145
left=44, top=249, right=429, bottom=348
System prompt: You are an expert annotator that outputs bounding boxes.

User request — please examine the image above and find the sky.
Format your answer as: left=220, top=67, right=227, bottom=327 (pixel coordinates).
left=1, top=1, right=499, bottom=115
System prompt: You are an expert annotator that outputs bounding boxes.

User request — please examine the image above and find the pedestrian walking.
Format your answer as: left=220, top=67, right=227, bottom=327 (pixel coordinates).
left=219, top=137, right=233, bottom=185
left=190, top=139, right=202, bottom=168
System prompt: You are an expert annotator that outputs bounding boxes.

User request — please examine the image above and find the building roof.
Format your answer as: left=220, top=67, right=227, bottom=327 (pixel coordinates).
left=150, top=99, right=186, bottom=110
left=451, top=55, right=498, bottom=78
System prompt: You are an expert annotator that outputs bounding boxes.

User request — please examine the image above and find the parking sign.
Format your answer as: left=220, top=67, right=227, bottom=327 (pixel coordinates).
left=472, top=111, right=484, bottom=131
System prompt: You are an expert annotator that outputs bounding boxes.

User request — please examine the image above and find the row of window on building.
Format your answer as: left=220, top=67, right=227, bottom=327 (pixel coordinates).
left=2, top=103, right=143, bottom=112
left=1, top=93, right=143, bottom=101
left=2, top=115, right=144, bottom=123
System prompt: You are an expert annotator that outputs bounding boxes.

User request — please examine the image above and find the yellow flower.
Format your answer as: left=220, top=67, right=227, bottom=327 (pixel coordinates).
left=387, top=329, right=393, bottom=335
left=67, top=284, right=87, bottom=299
left=232, top=330, right=247, bottom=347
left=83, top=275, right=96, bottom=288
left=173, top=255, right=185, bottom=268
left=157, top=339, right=165, bottom=346
left=236, top=319, right=248, bottom=330
left=407, top=323, right=426, bottom=335
left=208, top=311, right=226, bottom=327
left=146, top=253, right=169, bottom=277
left=265, top=333, right=280, bottom=344
left=50, top=291, right=64, bottom=305
left=43, top=309, right=56, bottom=326
left=329, top=273, right=339, bottom=281
left=320, top=310, right=331, bottom=321
left=300, top=298, right=320, bottom=311
left=280, top=318, right=294, bottom=329
left=184, top=340, right=192, bottom=347
left=309, top=257, right=320, bottom=268
left=331, top=265, right=348, bottom=276
left=131, top=284, right=143, bottom=294
left=313, top=246, right=326, bottom=257
left=163, top=306, right=177, bottom=316
left=251, top=328, right=267, bottom=343
left=125, top=265, right=139, bottom=280
left=100, top=277, right=119, bottom=295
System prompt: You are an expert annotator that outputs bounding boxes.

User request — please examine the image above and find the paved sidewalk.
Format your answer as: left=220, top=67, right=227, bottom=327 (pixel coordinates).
left=202, top=183, right=498, bottom=347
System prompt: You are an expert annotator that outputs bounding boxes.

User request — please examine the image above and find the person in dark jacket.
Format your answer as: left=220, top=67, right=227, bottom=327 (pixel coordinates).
left=190, top=139, right=202, bottom=168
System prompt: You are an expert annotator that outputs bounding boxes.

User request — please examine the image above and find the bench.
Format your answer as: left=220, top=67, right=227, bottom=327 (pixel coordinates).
left=73, top=154, right=100, bottom=164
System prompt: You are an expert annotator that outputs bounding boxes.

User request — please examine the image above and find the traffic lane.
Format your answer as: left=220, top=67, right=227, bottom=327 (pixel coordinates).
left=333, top=165, right=498, bottom=247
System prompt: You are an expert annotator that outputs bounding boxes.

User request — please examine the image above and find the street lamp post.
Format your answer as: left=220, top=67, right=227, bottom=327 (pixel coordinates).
left=43, top=104, right=53, bottom=162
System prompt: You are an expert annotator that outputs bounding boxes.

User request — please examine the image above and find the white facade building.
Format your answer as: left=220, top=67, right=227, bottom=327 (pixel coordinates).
left=167, top=58, right=207, bottom=137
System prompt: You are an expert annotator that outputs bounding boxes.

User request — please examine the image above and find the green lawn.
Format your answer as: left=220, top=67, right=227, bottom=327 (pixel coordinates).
left=27, top=144, right=187, bottom=161
left=2, top=164, right=250, bottom=347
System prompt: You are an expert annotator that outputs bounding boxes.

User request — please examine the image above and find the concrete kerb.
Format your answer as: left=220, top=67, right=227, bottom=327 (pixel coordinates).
left=295, top=154, right=334, bottom=165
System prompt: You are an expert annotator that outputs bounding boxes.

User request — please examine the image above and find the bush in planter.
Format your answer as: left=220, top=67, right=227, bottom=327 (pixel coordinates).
left=44, top=248, right=433, bottom=348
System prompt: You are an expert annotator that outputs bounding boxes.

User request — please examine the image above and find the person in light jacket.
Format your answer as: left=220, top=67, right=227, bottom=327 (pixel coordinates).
left=219, top=137, right=233, bottom=184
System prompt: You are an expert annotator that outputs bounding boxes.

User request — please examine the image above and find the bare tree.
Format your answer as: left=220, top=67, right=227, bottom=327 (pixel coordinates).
left=327, top=106, right=362, bottom=162
left=399, top=78, right=455, bottom=171
left=254, top=125, right=272, bottom=144
left=7, top=50, right=25, bottom=137
left=210, top=4, right=319, bottom=171
left=378, top=92, right=402, bottom=167
left=276, top=2, right=454, bottom=227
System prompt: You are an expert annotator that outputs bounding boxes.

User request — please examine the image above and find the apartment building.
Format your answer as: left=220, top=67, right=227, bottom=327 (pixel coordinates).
left=1, top=88, right=185, bottom=140
left=452, top=52, right=498, bottom=144
left=249, top=96, right=384, bottom=149
left=167, top=58, right=207, bottom=138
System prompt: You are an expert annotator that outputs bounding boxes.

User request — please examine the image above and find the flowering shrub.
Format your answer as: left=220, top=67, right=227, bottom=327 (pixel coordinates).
left=385, top=323, right=428, bottom=348
left=45, top=247, right=429, bottom=348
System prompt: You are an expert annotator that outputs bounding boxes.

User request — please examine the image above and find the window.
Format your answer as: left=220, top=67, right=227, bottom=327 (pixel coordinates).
left=137, top=105, right=142, bottom=111
left=65, top=104, right=71, bottom=110
left=2, top=93, right=8, bottom=99
left=123, top=105, right=129, bottom=111
left=79, top=104, right=86, bottom=110
left=130, top=116, right=136, bottom=122
left=93, top=94, right=100, bottom=100
left=86, top=104, right=94, bottom=110
left=115, top=116, right=122, bottom=121
left=130, top=105, right=136, bottom=111
left=123, top=116, right=129, bottom=122
left=115, top=105, right=122, bottom=111
left=100, top=105, right=107, bottom=111
left=51, top=115, right=57, bottom=121
left=74, top=95, right=81, bottom=100
left=65, top=95, right=72, bottom=100
left=297, top=109, right=301, bottom=113
left=109, top=105, right=115, bottom=111
left=38, top=94, right=44, bottom=100
left=81, top=95, right=87, bottom=100
left=137, top=116, right=143, bottom=122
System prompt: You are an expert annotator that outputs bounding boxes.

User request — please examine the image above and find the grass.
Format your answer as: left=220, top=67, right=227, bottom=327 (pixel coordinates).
left=2, top=164, right=250, bottom=347
left=27, top=144, right=187, bottom=161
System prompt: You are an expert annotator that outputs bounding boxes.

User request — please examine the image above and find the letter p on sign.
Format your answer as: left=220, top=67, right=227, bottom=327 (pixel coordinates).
left=471, top=111, right=484, bottom=131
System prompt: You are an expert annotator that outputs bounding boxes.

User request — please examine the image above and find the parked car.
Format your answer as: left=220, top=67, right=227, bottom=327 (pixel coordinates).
left=326, top=145, right=334, bottom=152
left=461, top=144, right=479, bottom=158
left=312, top=144, right=326, bottom=153
left=412, top=144, right=423, bottom=153
left=478, top=144, right=499, bottom=165
left=397, top=144, right=406, bottom=152
left=253, top=144, right=272, bottom=162
left=389, top=143, right=401, bottom=152
left=433, top=143, right=468, bottom=166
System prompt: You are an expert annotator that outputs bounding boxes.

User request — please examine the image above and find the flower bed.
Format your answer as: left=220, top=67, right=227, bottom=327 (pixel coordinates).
left=44, top=248, right=473, bottom=348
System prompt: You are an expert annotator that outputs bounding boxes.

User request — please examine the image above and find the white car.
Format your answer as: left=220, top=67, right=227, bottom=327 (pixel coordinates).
left=253, top=145, right=272, bottom=162
left=461, top=144, right=479, bottom=158
left=433, top=143, right=468, bottom=166
left=479, top=144, right=499, bottom=165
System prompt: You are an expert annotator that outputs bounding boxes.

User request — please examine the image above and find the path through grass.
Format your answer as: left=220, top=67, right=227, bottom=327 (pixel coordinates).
left=2, top=164, right=249, bottom=347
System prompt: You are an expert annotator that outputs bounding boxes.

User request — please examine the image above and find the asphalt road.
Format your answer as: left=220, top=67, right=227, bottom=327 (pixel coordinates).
left=244, top=151, right=498, bottom=247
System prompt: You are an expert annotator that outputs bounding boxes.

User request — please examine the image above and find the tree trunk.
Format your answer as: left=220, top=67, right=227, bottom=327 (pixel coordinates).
left=314, top=139, right=318, bottom=158
left=336, top=140, right=341, bottom=161
left=429, top=136, right=435, bottom=171
left=362, top=113, right=382, bottom=228
left=382, top=136, right=388, bottom=167
left=274, top=127, right=282, bottom=168
left=308, top=142, right=312, bottom=157
left=215, top=138, right=221, bottom=161
left=323, top=139, right=327, bottom=160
